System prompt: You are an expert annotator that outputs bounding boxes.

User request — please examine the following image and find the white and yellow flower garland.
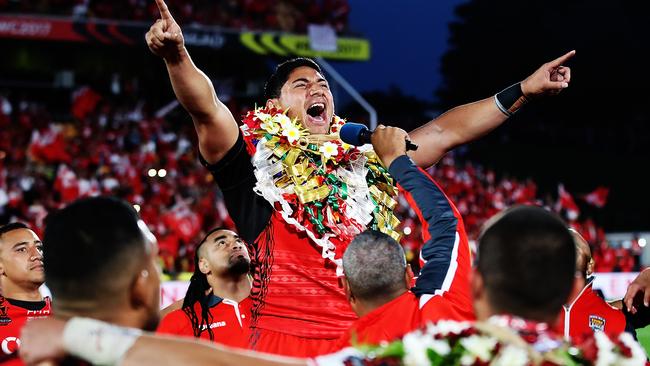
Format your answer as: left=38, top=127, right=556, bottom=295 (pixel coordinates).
left=240, top=106, right=401, bottom=274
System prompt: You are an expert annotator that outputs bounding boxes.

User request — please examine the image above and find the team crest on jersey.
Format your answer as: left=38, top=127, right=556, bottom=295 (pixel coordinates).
left=0, top=300, right=11, bottom=326
left=589, top=315, right=606, bottom=332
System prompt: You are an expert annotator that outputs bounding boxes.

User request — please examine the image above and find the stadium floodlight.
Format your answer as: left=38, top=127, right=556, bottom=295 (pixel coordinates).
left=147, top=169, right=157, bottom=177
left=403, top=226, right=412, bottom=235
left=158, top=169, right=167, bottom=178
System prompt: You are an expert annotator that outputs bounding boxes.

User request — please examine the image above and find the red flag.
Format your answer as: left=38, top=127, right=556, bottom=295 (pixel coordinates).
left=582, top=186, right=609, bottom=208
left=557, top=184, right=580, bottom=220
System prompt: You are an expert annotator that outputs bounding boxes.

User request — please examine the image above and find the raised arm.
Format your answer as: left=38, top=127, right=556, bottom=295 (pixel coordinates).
left=371, top=127, right=468, bottom=297
left=408, top=50, right=575, bottom=168
left=146, top=0, right=239, bottom=164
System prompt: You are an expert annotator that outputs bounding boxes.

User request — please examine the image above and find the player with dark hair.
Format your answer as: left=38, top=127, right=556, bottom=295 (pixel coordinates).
left=43, top=196, right=160, bottom=347
left=473, top=206, right=579, bottom=323
left=144, top=0, right=574, bottom=355
left=157, top=227, right=252, bottom=347
left=0, top=222, right=50, bottom=365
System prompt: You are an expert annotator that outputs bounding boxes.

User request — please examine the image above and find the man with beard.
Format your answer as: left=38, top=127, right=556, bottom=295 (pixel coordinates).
left=0, top=223, right=51, bottom=365
left=144, top=0, right=575, bottom=355
left=157, top=228, right=252, bottom=348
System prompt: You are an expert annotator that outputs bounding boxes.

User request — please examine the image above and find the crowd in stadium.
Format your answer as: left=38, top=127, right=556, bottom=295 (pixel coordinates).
left=0, top=84, right=640, bottom=275
left=0, top=0, right=350, bottom=33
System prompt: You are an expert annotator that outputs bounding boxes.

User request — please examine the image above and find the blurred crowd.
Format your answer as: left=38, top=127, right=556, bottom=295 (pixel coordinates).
left=397, top=156, right=642, bottom=273
left=0, top=0, right=350, bottom=33
left=0, top=83, right=642, bottom=275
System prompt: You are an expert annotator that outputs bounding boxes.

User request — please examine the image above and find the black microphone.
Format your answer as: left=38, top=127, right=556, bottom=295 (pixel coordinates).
left=339, top=122, right=418, bottom=151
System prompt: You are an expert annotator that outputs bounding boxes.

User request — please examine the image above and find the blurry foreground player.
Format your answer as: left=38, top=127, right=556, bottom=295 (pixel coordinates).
left=555, top=229, right=626, bottom=339
left=23, top=197, right=160, bottom=364
left=0, top=223, right=50, bottom=365
left=157, top=228, right=252, bottom=347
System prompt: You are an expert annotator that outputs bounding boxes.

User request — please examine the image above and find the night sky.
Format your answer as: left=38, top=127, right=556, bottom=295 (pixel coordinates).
left=331, top=0, right=467, bottom=103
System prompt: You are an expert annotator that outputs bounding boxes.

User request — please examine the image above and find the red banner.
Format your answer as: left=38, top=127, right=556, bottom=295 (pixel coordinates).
left=0, top=15, right=85, bottom=42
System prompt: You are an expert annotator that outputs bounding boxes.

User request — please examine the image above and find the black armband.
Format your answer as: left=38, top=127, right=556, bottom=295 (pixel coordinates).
left=495, top=83, right=529, bottom=117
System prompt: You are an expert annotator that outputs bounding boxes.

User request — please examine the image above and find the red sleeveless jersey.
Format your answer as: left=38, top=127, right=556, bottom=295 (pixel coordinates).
left=251, top=212, right=357, bottom=339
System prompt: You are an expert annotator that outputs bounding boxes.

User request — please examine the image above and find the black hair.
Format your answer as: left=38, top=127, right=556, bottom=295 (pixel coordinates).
left=43, top=196, right=147, bottom=302
left=263, top=58, right=323, bottom=101
left=343, top=230, right=407, bottom=302
left=477, top=205, right=576, bottom=322
left=182, top=227, right=228, bottom=341
left=0, top=222, right=30, bottom=238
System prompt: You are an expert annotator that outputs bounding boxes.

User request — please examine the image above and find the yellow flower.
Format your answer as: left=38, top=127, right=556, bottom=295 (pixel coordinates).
left=272, top=113, right=293, bottom=129
left=320, top=141, right=339, bottom=159
left=283, top=125, right=301, bottom=144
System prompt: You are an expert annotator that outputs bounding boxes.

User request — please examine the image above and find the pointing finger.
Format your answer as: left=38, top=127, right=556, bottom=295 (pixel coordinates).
left=155, top=0, right=175, bottom=22
left=548, top=50, right=576, bottom=68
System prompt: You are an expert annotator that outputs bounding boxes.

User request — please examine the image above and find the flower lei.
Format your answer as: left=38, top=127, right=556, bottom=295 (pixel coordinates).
left=343, top=316, right=648, bottom=366
left=240, top=106, right=402, bottom=273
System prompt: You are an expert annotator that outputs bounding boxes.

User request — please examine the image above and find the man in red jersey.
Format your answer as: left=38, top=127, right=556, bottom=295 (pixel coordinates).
left=332, top=126, right=473, bottom=348
left=157, top=228, right=252, bottom=348
left=0, top=223, right=51, bottom=365
left=555, top=229, right=626, bottom=339
left=145, top=0, right=574, bottom=355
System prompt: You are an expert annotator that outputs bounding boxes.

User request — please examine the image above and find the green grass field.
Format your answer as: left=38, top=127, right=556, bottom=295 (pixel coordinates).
left=636, top=326, right=650, bottom=356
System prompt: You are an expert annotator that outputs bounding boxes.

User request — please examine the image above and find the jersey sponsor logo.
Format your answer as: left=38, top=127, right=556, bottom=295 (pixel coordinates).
left=201, top=321, right=227, bottom=330
left=26, top=309, right=51, bottom=318
left=589, top=315, right=606, bottom=332
left=1, top=337, right=20, bottom=355
left=0, top=302, right=11, bottom=326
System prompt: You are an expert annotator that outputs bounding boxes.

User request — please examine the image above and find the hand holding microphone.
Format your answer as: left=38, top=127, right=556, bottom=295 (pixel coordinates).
left=340, top=123, right=414, bottom=167
left=339, top=122, right=418, bottom=151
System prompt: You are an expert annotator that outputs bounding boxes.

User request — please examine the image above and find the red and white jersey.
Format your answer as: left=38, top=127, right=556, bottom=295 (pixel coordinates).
left=555, top=280, right=625, bottom=340
left=157, top=296, right=251, bottom=348
left=0, top=296, right=52, bottom=365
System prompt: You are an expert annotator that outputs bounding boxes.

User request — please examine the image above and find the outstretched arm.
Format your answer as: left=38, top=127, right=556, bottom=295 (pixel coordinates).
left=19, top=317, right=307, bottom=366
left=146, top=0, right=239, bottom=164
left=125, top=336, right=306, bottom=366
left=408, top=50, right=575, bottom=168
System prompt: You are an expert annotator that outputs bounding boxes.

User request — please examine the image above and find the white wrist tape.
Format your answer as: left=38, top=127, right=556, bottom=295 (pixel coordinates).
left=62, top=317, right=142, bottom=366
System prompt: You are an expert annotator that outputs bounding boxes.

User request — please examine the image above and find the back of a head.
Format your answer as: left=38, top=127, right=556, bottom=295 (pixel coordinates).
left=263, top=58, right=322, bottom=100
left=477, top=206, right=575, bottom=321
left=44, top=196, right=147, bottom=304
left=343, top=230, right=407, bottom=303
